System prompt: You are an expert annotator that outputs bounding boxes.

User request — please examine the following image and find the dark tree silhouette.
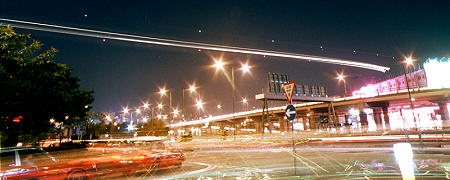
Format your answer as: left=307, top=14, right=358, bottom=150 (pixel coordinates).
left=0, top=26, right=94, bottom=146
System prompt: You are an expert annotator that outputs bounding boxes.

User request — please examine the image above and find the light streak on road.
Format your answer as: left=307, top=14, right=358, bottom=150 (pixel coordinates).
left=0, top=18, right=390, bottom=72
left=290, top=151, right=329, bottom=173
left=158, top=162, right=217, bottom=180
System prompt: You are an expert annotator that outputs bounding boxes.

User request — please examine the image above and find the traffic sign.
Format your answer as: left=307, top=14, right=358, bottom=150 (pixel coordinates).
left=282, top=82, right=296, bottom=103
left=285, top=104, right=296, bottom=121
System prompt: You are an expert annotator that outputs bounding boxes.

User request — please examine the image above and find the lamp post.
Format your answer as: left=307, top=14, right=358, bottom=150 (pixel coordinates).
left=122, top=107, right=129, bottom=123
left=242, top=97, right=248, bottom=111
left=142, top=102, right=153, bottom=120
left=213, top=59, right=251, bottom=138
left=182, top=84, right=197, bottom=121
left=135, top=108, right=141, bottom=123
left=336, top=73, right=347, bottom=99
left=195, top=99, right=204, bottom=119
left=159, top=88, right=172, bottom=120
left=217, top=104, right=222, bottom=113
left=402, top=56, right=423, bottom=143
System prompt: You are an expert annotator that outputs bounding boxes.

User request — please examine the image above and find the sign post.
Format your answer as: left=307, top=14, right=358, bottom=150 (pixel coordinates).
left=282, top=82, right=297, bottom=176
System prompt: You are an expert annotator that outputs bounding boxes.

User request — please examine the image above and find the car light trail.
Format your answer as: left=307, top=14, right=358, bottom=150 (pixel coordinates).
left=0, top=18, right=390, bottom=72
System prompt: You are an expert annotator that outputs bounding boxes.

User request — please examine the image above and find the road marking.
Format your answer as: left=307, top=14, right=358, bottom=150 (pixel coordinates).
left=157, top=162, right=216, bottom=179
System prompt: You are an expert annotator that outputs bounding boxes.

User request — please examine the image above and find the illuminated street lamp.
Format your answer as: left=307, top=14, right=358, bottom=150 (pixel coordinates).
left=213, top=59, right=225, bottom=70
left=217, top=104, right=222, bottom=109
left=158, top=87, right=172, bottom=116
left=182, top=83, right=198, bottom=121
left=188, top=84, right=197, bottom=93
left=405, top=57, right=414, bottom=66
left=212, top=58, right=252, bottom=138
left=195, top=99, right=204, bottom=119
left=242, top=97, right=249, bottom=111
left=123, top=107, right=129, bottom=114
left=173, top=108, right=180, bottom=117
left=159, top=88, right=167, bottom=95
left=242, top=97, right=248, bottom=103
left=134, top=108, right=141, bottom=123
left=143, top=102, right=149, bottom=109
left=240, top=63, right=251, bottom=73
left=212, top=59, right=252, bottom=114
left=336, top=72, right=347, bottom=98
left=157, top=103, right=163, bottom=109
left=195, top=99, right=204, bottom=110
left=401, top=55, right=422, bottom=142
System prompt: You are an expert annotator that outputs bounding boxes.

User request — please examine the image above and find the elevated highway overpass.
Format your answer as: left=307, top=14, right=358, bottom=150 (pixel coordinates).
left=167, top=87, right=450, bottom=135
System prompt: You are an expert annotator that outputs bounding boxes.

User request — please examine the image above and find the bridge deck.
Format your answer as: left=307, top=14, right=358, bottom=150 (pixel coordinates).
left=255, top=93, right=334, bottom=102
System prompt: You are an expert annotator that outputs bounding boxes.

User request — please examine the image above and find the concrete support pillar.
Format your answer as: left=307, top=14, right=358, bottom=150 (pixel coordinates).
left=358, top=103, right=368, bottom=126
left=380, top=105, right=390, bottom=130
left=302, top=116, right=308, bottom=130
left=308, top=111, right=316, bottom=130
left=279, top=115, right=288, bottom=132
left=367, top=102, right=390, bottom=130
left=438, top=102, right=450, bottom=121
left=255, top=119, right=262, bottom=134
left=268, top=119, right=273, bottom=133
left=437, top=102, right=450, bottom=129
left=372, top=107, right=383, bottom=130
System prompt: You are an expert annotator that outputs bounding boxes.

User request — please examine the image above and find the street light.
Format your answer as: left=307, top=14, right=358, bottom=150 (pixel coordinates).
left=336, top=72, right=348, bottom=98
left=242, top=97, right=248, bottom=111
left=182, top=83, right=198, bottom=121
left=158, top=87, right=172, bottom=116
left=213, top=59, right=225, bottom=70
left=242, top=97, right=248, bottom=103
left=143, top=102, right=149, bottom=109
left=123, top=107, right=129, bottom=114
left=188, top=84, right=197, bottom=93
left=212, top=59, right=252, bottom=114
left=401, top=55, right=422, bottom=143
left=159, top=88, right=167, bottom=95
left=212, top=58, right=252, bottom=138
left=173, top=108, right=180, bottom=117
left=405, top=57, right=414, bottom=66
left=240, top=63, right=251, bottom=73
left=195, top=99, right=204, bottom=110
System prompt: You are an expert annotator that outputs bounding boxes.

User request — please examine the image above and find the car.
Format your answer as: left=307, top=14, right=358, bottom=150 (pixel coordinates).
left=1, top=142, right=185, bottom=179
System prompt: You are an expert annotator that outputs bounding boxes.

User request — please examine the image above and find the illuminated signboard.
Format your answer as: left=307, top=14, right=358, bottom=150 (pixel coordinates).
left=423, top=57, right=450, bottom=89
left=353, top=57, right=450, bottom=97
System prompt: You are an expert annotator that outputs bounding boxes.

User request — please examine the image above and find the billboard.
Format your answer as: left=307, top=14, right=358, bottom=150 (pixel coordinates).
left=267, top=72, right=327, bottom=96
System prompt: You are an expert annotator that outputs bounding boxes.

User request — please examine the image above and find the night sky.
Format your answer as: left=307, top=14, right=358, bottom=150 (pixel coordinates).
left=1, top=1, right=450, bottom=115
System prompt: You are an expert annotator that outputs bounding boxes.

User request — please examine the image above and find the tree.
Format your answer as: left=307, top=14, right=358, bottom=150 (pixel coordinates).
left=0, top=26, right=94, bottom=146
left=140, top=118, right=169, bottom=136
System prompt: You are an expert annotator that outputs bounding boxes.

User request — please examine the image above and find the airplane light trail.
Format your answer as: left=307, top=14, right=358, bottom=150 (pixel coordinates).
left=0, top=18, right=390, bottom=72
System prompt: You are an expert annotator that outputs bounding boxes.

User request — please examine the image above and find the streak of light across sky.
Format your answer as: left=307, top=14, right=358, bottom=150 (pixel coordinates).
left=0, top=18, right=390, bottom=72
